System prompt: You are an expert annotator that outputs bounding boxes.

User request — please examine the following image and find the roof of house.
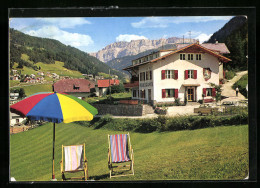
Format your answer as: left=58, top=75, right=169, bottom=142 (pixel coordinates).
left=97, top=79, right=120, bottom=88
left=123, top=43, right=231, bottom=70
left=53, top=79, right=95, bottom=93
left=176, top=43, right=230, bottom=54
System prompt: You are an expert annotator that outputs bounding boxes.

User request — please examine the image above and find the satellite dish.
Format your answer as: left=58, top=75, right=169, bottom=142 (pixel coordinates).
left=246, top=84, right=248, bottom=91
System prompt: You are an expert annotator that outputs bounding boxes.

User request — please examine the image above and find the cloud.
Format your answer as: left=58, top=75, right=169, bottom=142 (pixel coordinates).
left=131, top=16, right=233, bottom=28
left=195, top=33, right=213, bottom=43
left=35, top=18, right=91, bottom=28
left=25, top=26, right=93, bottom=51
left=116, top=34, right=148, bottom=42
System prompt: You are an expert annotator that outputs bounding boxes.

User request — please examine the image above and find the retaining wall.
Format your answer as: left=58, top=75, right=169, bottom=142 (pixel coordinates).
left=93, top=104, right=143, bottom=116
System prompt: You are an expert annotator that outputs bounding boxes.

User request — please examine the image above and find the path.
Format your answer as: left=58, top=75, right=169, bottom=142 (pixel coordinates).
left=221, top=71, right=247, bottom=102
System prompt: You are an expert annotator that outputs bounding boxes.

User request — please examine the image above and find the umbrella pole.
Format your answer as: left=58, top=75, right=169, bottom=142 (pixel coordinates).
left=51, top=122, right=56, bottom=180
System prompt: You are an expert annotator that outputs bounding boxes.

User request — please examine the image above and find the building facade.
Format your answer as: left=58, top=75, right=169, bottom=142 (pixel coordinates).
left=123, top=42, right=231, bottom=105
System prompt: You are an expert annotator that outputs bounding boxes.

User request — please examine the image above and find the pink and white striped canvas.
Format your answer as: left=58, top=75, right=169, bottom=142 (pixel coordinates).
left=64, top=145, right=84, bottom=171
left=110, top=134, right=130, bottom=163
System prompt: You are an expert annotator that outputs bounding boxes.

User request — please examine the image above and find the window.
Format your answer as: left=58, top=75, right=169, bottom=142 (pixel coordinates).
left=188, top=54, right=193, bottom=60
left=162, top=89, right=178, bottom=98
left=188, top=70, right=194, bottom=78
left=185, top=70, right=197, bottom=79
left=166, top=89, right=175, bottom=98
left=196, top=54, right=201, bottom=60
left=141, top=90, right=146, bottom=99
left=146, top=70, right=152, bottom=80
left=165, top=70, right=174, bottom=79
left=180, top=54, right=186, bottom=60
left=140, top=72, right=146, bottom=81
left=133, top=90, right=137, bottom=97
left=206, top=88, right=212, bottom=96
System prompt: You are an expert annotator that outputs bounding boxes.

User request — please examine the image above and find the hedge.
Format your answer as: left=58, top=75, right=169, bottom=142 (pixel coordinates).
left=76, top=109, right=248, bottom=133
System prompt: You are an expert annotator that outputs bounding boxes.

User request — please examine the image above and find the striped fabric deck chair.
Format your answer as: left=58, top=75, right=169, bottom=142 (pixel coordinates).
left=60, top=144, right=88, bottom=181
left=108, top=133, right=134, bottom=178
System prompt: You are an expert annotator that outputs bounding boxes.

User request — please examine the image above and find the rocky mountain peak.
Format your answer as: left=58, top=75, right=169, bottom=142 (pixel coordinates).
left=90, top=37, right=196, bottom=63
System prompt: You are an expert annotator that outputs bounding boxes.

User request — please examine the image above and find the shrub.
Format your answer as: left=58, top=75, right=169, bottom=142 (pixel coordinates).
left=225, top=70, right=236, bottom=80
left=101, top=114, right=113, bottom=123
left=174, top=98, right=181, bottom=106
left=232, top=74, right=248, bottom=98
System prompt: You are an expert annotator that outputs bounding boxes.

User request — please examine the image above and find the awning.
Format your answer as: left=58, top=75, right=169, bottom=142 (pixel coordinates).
left=182, top=84, right=201, bottom=87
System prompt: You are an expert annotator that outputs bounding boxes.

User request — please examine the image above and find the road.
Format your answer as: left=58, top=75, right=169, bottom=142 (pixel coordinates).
left=221, top=71, right=247, bottom=102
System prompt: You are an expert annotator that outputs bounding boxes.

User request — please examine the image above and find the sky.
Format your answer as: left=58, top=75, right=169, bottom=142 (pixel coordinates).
left=9, top=16, right=233, bottom=53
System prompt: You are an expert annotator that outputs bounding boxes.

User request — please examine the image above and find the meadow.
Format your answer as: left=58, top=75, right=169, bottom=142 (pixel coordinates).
left=10, top=123, right=248, bottom=181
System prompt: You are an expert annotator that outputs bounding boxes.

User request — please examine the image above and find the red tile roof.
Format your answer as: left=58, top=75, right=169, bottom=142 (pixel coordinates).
left=176, top=43, right=230, bottom=54
left=97, top=79, right=120, bottom=88
left=53, top=79, right=95, bottom=93
left=123, top=43, right=231, bottom=71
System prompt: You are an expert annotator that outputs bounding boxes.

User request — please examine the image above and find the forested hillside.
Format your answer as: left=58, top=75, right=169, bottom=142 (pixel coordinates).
left=9, top=29, right=125, bottom=79
left=206, top=16, right=248, bottom=71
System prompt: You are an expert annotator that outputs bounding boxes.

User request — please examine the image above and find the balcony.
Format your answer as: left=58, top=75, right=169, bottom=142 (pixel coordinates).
left=124, top=81, right=139, bottom=88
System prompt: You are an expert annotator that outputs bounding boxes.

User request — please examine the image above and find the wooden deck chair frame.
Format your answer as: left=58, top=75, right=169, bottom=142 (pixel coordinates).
left=60, top=143, right=88, bottom=181
left=108, top=133, right=134, bottom=178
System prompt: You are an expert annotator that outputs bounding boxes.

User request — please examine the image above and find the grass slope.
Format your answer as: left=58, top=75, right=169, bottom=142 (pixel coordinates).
left=10, top=123, right=248, bottom=181
left=232, top=74, right=248, bottom=98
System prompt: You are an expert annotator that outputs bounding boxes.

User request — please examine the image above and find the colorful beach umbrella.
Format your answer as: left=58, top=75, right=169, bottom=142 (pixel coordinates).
left=10, top=92, right=98, bottom=180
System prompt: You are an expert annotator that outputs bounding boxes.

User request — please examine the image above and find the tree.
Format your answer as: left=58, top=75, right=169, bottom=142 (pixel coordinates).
left=209, top=83, right=223, bottom=103
left=110, top=83, right=125, bottom=94
left=18, top=88, right=26, bottom=98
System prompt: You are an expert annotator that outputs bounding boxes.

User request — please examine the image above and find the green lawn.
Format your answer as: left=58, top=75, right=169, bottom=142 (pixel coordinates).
left=84, top=92, right=131, bottom=104
left=21, top=84, right=53, bottom=96
left=35, top=61, right=84, bottom=78
left=10, top=123, right=248, bottom=181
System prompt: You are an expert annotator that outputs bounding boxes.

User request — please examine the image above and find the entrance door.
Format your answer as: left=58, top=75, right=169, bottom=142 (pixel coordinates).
left=187, top=88, right=194, bottom=101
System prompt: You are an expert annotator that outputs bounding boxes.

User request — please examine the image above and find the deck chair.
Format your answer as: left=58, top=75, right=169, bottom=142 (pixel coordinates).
left=60, top=144, right=88, bottom=181
left=108, top=133, right=134, bottom=178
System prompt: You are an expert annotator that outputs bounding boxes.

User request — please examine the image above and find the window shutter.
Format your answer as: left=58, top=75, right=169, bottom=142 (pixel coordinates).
left=175, top=89, right=178, bottom=98
left=203, top=88, right=206, bottom=96
left=185, top=70, right=188, bottom=79
left=174, top=70, right=178, bottom=80
left=212, top=88, right=216, bottom=97
left=194, top=70, right=197, bottom=79
left=162, top=89, right=166, bottom=98
left=161, top=70, right=165, bottom=80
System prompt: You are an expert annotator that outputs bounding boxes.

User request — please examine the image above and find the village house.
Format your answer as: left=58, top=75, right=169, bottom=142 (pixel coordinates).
left=37, top=71, right=44, bottom=76
left=53, top=78, right=96, bottom=99
left=94, top=75, right=104, bottom=80
left=24, top=77, right=36, bottom=84
left=96, top=79, right=120, bottom=97
left=10, top=93, right=19, bottom=104
left=123, top=42, right=231, bottom=105
left=10, top=74, right=20, bottom=80
left=30, top=74, right=36, bottom=79
left=10, top=112, right=26, bottom=126
left=52, top=73, right=59, bottom=79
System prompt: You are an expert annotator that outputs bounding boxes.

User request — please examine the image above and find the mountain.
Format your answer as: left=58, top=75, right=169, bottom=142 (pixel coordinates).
left=9, top=29, right=125, bottom=79
left=90, top=37, right=196, bottom=63
left=205, top=16, right=248, bottom=71
left=207, top=16, right=247, bottom=43
left=106, top=44, right=176, bottom=74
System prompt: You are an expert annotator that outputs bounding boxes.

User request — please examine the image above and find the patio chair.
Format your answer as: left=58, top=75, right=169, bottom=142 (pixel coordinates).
left=60, top=144, right=88, bottom=181
left=108, top=133, right=134, bottom=178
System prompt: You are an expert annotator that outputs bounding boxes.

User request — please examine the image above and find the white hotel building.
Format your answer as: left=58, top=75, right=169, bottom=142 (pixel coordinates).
left=123, top=42, right=231, bottom=105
